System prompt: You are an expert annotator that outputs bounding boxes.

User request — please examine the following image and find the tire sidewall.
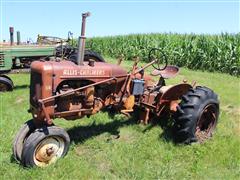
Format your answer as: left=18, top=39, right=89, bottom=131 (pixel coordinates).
left=12, top=120, right=35, bottom=162
left=21, top=126, right=70, bottom=167
left=0, top=76, right=14, bottom=91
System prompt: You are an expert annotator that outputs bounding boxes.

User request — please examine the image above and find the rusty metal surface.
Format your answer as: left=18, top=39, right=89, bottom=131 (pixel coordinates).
left=123, top=95, right=135, bottom=111
left=12, top=12, right=221, bottom=170
left=27, top=12, right=198, bottom=128
left=151, top=65, right=179, bottom=79
left=30, top=56, right=194, bottom=126
left=160, top=83, right=192, bottom=101
left=195, top=104, right=218, bottom=143
left=77, top=12, right=91, bottom=65
left=139, top=108, right=150, bottom=124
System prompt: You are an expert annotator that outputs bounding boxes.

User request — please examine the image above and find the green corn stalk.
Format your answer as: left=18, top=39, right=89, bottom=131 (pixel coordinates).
left=83, top=33, right=239, bottom=76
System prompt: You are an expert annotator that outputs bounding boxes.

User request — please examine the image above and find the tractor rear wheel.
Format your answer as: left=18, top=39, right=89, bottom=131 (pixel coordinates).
left=84, top=50, right=105, bottom=62
left=69, top=50, right=105, bottom=64
left=12, top=120, right=35, bottom=162
left=0, top=76, right=14, bottom=91
left=21, top=126, right=70, bottom=167
left=173, top=86, right=219, bottom=144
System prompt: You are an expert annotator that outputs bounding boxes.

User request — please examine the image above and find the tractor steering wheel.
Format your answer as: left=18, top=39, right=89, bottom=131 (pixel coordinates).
left=148, top=48, right=168, bottom=70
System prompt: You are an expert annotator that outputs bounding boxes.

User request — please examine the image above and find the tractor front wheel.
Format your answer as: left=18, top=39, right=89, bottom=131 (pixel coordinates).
left=12, top=119, right=35, bottom=162
left=173, top=86, right=219, bottom=144
left=21, top=126, right=70, bottom=167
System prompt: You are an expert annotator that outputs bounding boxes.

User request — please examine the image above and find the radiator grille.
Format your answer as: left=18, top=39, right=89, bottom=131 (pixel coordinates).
left=0, top=53, right=4, bottom=66
left=30, top=71, right=42, bottom=107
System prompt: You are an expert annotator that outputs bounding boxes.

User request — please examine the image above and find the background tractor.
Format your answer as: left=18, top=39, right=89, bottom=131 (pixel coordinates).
left=0, top=27, right=104, bottom=92
left=13, top=12, right=220, bottom=168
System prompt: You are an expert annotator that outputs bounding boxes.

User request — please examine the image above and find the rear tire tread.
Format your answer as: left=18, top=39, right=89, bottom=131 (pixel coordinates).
left=173, top=86, right=219, bottom=144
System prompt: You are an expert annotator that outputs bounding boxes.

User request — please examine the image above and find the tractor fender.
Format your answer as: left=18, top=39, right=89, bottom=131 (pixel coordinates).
left=160, top=83, right=192, bottom=101
left=156, top=83, right=192, bottom=115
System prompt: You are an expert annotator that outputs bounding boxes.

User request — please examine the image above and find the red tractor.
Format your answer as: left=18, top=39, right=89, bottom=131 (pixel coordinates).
left=13, top=13, right=219, bottom=167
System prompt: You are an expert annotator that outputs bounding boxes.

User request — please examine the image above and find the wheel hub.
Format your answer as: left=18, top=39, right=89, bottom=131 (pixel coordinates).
left=34, top=137, right=65, bottom=167
left=0, top=83, right=8, bottom=91
left=195, top=104, right=218, bottom=143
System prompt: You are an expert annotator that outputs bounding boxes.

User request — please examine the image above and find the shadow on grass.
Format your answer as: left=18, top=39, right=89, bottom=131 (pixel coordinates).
left=10, top=154, right=19, bottom=164
left=142, top=114, right=176, bottom=143
left=67, top=113, right=137, bottom=144
left=10, top=111, right=176, bottom=167
left=67, top=110, right=176, bottom=145
left=158, top=117, right=176, bottom=143
left=14, top=85, right=29, bottom=90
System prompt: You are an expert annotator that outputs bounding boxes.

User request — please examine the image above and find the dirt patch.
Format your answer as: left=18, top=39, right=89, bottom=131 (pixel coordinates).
left=234, top=124, right=240, bottom=137
left=118, top=130, right=137, bottom=143
left=98, top=161, right=111, bottom=173
left=221, top=105, right=240, bottom=137
left=221, top=105, right=240, bottom=116
left=15, top=97, right=24, bottom=104
left=75, top=146, right=91, bottom=156
left=233, top=118, right=240, bottom=137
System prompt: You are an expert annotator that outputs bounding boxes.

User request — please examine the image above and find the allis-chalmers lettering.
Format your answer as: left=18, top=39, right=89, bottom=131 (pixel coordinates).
left=63, top=69, right=106, bottom=76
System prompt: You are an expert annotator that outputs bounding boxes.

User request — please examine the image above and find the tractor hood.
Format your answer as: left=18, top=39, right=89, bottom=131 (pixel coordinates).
left=29, top=60, right=128, bottom=110
left=31, top=60, right=128, bottom=80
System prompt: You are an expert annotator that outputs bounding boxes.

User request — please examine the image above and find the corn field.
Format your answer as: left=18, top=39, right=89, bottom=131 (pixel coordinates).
left=84, top=33, right=240, bottom=76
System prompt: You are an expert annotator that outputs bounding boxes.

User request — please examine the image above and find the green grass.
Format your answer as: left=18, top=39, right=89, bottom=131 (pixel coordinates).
left=0, top=58, right=240, bottom=179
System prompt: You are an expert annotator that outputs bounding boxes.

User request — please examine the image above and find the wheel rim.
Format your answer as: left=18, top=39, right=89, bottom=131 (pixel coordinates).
left=0, top=83, right=8, bottom=91
left=33, top=136, right=65, bottom=167
left=195, top=104, right=218, bottom=143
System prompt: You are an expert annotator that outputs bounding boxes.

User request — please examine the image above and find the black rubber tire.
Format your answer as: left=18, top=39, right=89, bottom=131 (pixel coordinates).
left=0, top=76, right=14, bottom=91
left=173, top=86, right=219, bottom=144
left=0, top=75, right=13, bottom=83
left=12, top=120, right=36, bottom=162
left=69, top=50, right=105, bottom=64
left=21, top=126, right=70, bottom=167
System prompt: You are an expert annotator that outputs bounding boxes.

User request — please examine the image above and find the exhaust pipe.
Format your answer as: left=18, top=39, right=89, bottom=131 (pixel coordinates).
left=17, top=31, right=21, bottom=45
left=77, top=12, right=91, bottom=65
left=9, top=27, right=14, bottom=46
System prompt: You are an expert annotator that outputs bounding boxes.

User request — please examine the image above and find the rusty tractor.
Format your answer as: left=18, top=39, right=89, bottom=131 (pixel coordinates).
left=13, top=12, right=219, bottom=167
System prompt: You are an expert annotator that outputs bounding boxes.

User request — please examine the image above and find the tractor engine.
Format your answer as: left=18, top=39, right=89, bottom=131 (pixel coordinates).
left=29, top=60, right=128, bottom=124
left=56, top=86, right=94, bottom=111
left=55, top=83, right=99, bottom=120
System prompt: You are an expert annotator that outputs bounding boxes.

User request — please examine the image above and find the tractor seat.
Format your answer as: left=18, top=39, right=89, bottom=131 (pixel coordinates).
left=151, top=65, right=179, bottom=79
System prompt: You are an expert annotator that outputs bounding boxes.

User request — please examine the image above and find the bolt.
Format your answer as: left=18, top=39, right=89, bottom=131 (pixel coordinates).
left=46, top=147, right=54, bottom=156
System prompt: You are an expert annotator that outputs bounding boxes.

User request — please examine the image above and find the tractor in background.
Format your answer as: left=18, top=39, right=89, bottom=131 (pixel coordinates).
left=0, top=27, right=104, bottom=91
